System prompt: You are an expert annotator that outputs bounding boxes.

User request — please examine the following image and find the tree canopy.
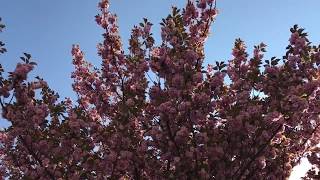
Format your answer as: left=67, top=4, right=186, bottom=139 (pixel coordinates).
left=0, top=0, right=320, bottom=179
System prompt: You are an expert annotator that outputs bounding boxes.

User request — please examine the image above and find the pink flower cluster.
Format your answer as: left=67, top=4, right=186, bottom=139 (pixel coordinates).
left=0, top=0, right=320, bottom=179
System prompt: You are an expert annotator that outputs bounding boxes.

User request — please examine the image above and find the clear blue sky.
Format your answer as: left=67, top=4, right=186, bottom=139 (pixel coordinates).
left=0, top=0, right=320, bottom=120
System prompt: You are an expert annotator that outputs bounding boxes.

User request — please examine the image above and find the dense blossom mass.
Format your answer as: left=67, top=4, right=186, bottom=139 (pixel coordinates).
left=1, top=0, right=320, bottom=179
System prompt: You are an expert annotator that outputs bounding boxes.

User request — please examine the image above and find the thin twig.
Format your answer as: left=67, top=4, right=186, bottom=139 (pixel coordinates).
left=232, top=124, right=283, bottom=180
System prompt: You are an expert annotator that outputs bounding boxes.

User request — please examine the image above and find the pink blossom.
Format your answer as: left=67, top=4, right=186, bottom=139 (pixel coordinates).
left=0, top=1, right=319, bottom=179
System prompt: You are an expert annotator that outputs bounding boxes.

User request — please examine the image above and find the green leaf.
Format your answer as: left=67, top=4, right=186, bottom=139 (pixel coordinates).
left=29, top=62, right=37, bottom=65
left=23, top=53, right=31, bottom=59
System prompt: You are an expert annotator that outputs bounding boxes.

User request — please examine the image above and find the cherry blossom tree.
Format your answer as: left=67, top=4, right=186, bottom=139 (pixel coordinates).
left=1, top=0, right=320, bottom=179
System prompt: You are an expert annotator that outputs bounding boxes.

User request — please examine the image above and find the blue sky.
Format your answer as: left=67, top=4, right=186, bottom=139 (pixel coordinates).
left=1, top=1, right=320, bottom=122
left=1, top=0, right=320, bottom=100
left=1, top=1, right=320, bottom=178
